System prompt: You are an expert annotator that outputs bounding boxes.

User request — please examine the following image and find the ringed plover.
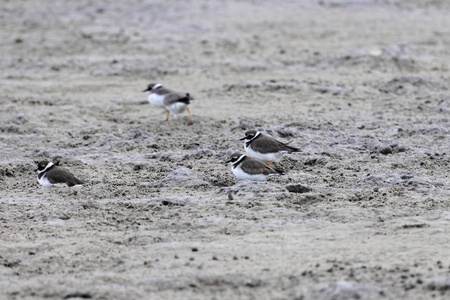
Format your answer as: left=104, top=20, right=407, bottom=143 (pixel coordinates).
left=240, top=130, right=298, bottom=166
left=35, top=160, right=84, bottom=187
left=143, top=83, right=194, bottom=125
left=225, top=152, right=284, bottom=181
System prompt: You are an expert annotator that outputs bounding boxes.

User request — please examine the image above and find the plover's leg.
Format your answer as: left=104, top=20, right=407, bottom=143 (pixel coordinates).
left=187, top=107, right=193, bottom=125
left=162, top=110, right=170, bottom=122
left=266, top=161, right=273, bottom=167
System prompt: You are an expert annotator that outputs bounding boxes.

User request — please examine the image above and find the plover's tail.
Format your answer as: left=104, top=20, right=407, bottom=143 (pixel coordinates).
left=270, top=167, right=285, bottom=176
left=287, top=145, right=299, bottom=153
left=75, top=177, right=85, bottom=185
left=282, top=142, right=299, bottom=153
left=68, top=177, right=85, bottom=187
left=178, top=93, right=192, bottom=105
left=279, top=140, right=299, bottom=153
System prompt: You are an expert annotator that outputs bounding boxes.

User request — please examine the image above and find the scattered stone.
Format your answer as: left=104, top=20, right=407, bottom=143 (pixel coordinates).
left=183, top=143, right=200, bottom=150
left=401, top=223, right=427, bottom=229
left=426, top=280, right=450, bottom=292
left=161, top=200, right=184, bottom=207
left=3, top=260, right=21, bottom=268
left=380, top=146, right=393, bottom=155
left=286, top=184, right=312, bottom=193
left=63, top=292, right=92, bottom=299
left=305, top=157, right=325, bottom=166
left=0, top=168, right=15, bottom=177
left=397, top=146, right=407, bottom=152
left=133, top=164, right=144, bottom=171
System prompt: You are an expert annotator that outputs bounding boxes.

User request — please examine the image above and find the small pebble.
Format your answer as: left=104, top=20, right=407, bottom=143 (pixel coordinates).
left=380, top=146, right=393, bottom=155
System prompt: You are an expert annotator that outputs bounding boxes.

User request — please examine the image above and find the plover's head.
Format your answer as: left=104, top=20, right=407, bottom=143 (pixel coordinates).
left=142, top=83, right=162, bottom=92
left=34, top=160, right=51, bottom=172
left=240, top=130, right=259, bottom=141
left=225, top=152, right=245, bottom=164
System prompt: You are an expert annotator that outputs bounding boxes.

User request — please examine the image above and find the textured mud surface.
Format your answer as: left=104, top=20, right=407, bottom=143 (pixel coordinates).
left=1, top=0, right=450, bottom=299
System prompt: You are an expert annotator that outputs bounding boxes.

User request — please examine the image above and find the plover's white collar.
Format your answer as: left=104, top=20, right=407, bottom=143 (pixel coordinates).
left=38, top=162, right=54, bottom=174
left=245, top=131, right=261, bottom=146
left=152, top=83, right=162, bottom=90
left=231, top=155, right=246, bottom=168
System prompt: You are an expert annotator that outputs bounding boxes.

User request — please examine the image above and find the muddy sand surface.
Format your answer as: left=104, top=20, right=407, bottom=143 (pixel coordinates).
left=1, top=0, right=450, bottom=299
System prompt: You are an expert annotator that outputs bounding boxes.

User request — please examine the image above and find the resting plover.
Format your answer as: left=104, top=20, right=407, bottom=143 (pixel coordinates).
left=34, top=160, right=84, bottom=187
left=240, top=130, right=299, bottom=166
left=225, top=152, right=284, bottom=181
left=143, top=83, right=193, bottom=125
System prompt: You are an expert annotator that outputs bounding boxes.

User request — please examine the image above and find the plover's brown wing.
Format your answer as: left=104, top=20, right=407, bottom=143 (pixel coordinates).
left=240, top=158, right=282, bottom=175
left=163, top=92, right=191, bottom=106
left=253, top=135, right=299, bottom=153
left=46, top=167, right=84, bottom=187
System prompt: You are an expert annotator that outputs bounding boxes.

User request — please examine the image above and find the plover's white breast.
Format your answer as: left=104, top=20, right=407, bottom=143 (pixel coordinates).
left=148, top=93, right=166, bottom=107
left=232, top=165, right=267, bottom=181
left=38, top=174, right=52, bottom=186
left=244, top=144, right=288, bottom=162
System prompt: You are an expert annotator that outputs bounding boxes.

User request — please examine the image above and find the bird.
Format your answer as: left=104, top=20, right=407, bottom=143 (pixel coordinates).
left=240, top=130, right=299, bottom=166
left=34, top=160, right=84, bottom=187
left=142, top=83, right=194, bottom=125
left=225, top=152, right=284, bottom=181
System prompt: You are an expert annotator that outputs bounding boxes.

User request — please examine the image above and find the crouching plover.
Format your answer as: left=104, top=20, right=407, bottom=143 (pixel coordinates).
left=240, top=130, right=299, bottom=166
left=35, top=160, right=84, bottom=187
left=142, top=83, right=194, bottom=125
left=225, top=152, right=284, bottom=181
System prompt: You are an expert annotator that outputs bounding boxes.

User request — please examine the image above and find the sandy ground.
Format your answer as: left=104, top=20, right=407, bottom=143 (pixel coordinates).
left=1, top=0, right=450, bottom=299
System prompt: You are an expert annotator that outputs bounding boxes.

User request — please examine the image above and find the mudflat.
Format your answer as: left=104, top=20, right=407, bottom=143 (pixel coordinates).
left=1, top=1, right=450, bottom=299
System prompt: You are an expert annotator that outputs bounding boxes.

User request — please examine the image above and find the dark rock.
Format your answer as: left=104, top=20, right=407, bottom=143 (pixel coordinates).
left=380, top=146, right=393, bottom=155
left=3, top=260, right=21, bottom=268
left=183, top=143, right=200, bottom=150
left=64, top=292, right=92, bottom=299
left=133, top=164, right=143, bottom=171
left=161, top=200, right=184, bottom=207
left=0, top=168, right=15, bottom=177
left=305, top=157, right=325, bottom=166
left=402, top=223, right=427, bottom=229
left=286, top=184, right=312, bottom=193
left=397, top=146, right=407, bottom=152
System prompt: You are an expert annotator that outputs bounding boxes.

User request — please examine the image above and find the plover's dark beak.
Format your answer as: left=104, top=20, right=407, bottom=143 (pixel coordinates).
left=224, top=158, right=232, bottom=164
left=142, top=89, right=149, bottom=92
left=239, top=136, right=246, bottom=141
left=33, top=168, right=38, bottom=172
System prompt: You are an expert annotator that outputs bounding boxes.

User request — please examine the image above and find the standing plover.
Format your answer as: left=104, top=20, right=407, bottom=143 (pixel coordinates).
left=225, top=152, right=284, bottom=181
left=34, top=160, right=84, bottom=187
left=143, top=83, right=193, bottom=125
left=240, top=130, right=298, bottom=166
